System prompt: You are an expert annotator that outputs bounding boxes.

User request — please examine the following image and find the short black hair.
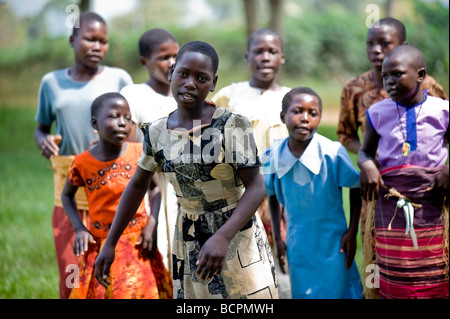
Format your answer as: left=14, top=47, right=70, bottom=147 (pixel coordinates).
left=175, top=41, right=219, bottom=74
left=138, top=28, right=177, bottom=58
left=384, top=44, right=427, bottom=70
left=281, top=87, right=323, bottom=114
left=247, top=28, right=283, bottom=51
left=374, top=17, right=407, bottom=43
left=91, top=92, right=127, bottom=117
left=72, top=12, right=106, bottom=37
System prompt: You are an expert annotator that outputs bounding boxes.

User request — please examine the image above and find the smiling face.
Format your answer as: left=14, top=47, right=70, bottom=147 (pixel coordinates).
left=168, top=51, right=217, bottom=109
left=281, top=93, right=321, bottom=143
left=246, top=33, right=285, bottom=87
left=91, top=97, right=132, bottom=145
left=366, top=24, right=403, bottom=71
left=70, top=19, right=109, bottom=69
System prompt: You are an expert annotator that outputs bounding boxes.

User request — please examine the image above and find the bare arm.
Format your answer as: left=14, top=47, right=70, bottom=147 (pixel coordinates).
left=61, top=179, right=95, bottom=256
left=268, top=194, right=286, bottom=274
left=94, top=166, right=154, bottom=287
left=340, top=187, right=362, bottom=269
left=34, top=123, right=61, bottom=160
left=358, top=117, right=384, bottom=201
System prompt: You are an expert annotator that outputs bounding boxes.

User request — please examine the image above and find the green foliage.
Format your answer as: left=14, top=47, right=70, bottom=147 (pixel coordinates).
left=283, top=8, right=368, bottom=80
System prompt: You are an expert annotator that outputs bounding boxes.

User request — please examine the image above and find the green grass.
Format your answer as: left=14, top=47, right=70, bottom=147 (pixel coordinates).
left=0, top=106, right=363, bottom=299
left=0, top=107, right=59, bottom=298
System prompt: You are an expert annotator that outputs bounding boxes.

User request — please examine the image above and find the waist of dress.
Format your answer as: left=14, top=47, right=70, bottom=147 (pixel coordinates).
left=179, top=201, right=239, bottom=215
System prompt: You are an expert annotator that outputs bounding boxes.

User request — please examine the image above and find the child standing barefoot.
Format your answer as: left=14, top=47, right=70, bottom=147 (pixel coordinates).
left=61, top=93, right=172, bottom=299
left=263, top=87, right=363, bottom=299
left=95, top=41, right=278, bottom=299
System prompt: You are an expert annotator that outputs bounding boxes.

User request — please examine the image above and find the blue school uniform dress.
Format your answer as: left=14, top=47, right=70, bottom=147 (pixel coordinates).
left=262, top=134, right=363, bottom=299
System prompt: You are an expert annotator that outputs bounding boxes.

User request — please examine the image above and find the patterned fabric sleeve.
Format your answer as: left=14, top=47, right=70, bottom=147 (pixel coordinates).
left=68, top=157, right=85, bottom=187
left=223, top=113, right=261, bottom=169
left=137, top=122, right=161, bottom=172
left=337, top=78, right=363, bottom=146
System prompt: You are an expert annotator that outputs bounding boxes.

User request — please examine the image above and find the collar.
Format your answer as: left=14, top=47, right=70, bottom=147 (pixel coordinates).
left=273, top=134, right=323, bottom=179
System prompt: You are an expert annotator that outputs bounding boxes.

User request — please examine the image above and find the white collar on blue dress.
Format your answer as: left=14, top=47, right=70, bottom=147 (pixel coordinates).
left=267, top=133, right=323, bottom=179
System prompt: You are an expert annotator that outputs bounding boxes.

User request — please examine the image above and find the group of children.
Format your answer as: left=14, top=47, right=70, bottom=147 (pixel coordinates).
left=34, top=11, right=448, bottom=300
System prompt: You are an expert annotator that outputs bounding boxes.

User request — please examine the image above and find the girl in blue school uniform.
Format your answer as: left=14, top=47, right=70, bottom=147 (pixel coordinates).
left=262, top=87, right=363, bottom=299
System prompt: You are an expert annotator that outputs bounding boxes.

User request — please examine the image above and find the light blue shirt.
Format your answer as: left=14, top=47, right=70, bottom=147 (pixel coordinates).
left=262, top=134, right=363, bottom=299
left=35, top=66, right=133, bottom=155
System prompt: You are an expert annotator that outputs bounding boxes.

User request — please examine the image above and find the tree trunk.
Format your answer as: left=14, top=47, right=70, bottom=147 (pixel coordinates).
left=268, top=0, right=283, bottom=36
left=80, top=0, right=90, bottom=12
left=243, top=0, right=258, bottom=37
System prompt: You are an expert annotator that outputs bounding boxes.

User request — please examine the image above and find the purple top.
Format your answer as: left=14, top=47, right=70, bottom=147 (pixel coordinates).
left=367, top=93, right=448, bottom=169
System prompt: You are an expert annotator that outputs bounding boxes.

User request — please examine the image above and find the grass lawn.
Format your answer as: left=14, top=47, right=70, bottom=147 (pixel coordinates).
left=0, top=106, right=362, bottom=299
left=0, top=107, right=58, bottom=298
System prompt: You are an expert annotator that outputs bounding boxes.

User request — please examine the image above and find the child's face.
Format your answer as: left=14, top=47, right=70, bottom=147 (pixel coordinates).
left=281, top=94, right=321, bottom=142
left=245, top=34, right=285, bottom=85
left=70, top=20, right=109, bottom=69
left=92, top=98, right=132, bottom=145
left=366, top=24, right=403, bottom=70
left=141, top=41, right=179, bottom=85
left=168, top=52, right=217, bottom=108
left=382, top=54, right=424, bottom=105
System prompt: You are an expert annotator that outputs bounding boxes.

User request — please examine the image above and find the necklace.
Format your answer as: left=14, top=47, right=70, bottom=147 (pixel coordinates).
left=395, top=98, right=424, bottom=156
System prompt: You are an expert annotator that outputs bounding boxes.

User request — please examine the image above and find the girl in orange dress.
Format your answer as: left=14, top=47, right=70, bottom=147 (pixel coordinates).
left=61, top=92, right=172, bottom=299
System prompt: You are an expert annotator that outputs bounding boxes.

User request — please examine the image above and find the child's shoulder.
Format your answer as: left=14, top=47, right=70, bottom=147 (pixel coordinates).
left=41, top=68, right=68, bottom=83
left=102, top=65, right=132, bottom=79
left=343, top=70, right=374, bottom=89
left=314, top=133, right=344, bottom=156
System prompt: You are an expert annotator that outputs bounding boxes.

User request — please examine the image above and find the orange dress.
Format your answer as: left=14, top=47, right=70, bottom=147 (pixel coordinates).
left=67, top=142, right=172, bottom=299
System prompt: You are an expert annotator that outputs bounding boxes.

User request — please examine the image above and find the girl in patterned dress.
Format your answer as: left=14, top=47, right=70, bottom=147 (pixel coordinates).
left=94, top=41, right=278, bottom=299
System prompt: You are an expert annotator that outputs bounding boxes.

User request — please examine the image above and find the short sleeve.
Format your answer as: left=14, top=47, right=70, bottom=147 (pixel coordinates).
left=137, top=123, right=161, bottom=172
left=335, top=145, right=360, bottom=188
left=68, top=158, right=85, bottom=187
left=211, top=86, right=232, bottom=111
left=35, top=74, right=54, bottom=126
left=224, top=113, right=261, bottom=169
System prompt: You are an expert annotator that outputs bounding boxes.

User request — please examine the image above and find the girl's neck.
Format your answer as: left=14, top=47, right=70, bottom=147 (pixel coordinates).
left=69, top=62, right=103, bottom=82
left=147, top=78, right=172, bottom=97
left=249, top=78, right=280, bottom=91
left=168, top=102, right=215, bottom=131
left=372, top=68, right=384, bottom=90
left=397, top=88, right=425, bottom=106
left=90, top=141, right=127, bottom=162
left=287, top=135, right=312, bottom=159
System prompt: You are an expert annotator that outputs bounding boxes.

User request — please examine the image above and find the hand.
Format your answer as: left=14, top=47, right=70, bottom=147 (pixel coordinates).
left=340, top=230, right=357, bottom=270
left=136, top=215, right=157, bottom=254
left=360, top=160, right=386, bottom=201
left=274, top=237, right=287, bottom=274
left=74, top=228, right=96, bottom=256
left=426, top=165, right=449, bottom=206
left=196, top=233, right=229, bottom=281
left=41, top=134, right=61, bottom=160
left=94, top=243, right=115, bottom=288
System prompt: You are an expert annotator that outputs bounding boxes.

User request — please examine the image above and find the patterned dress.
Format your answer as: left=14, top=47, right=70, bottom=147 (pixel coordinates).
left=138, top=105, right=279, bottom=299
